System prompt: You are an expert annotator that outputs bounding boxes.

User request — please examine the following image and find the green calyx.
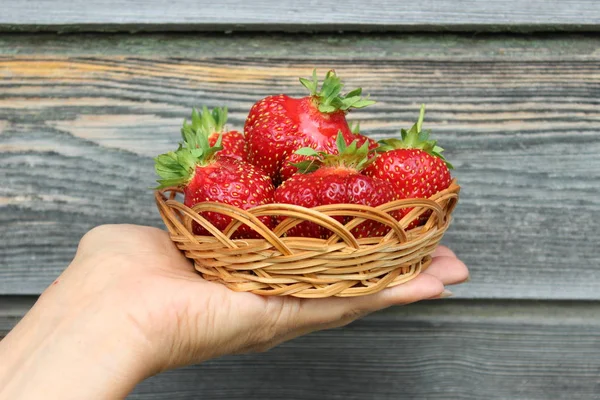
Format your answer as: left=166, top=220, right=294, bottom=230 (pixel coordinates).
left=292, top=132, right=374, bottom=174
left=154, top=129, right=223, bottom=189
left=181, top=106, right=228, bottom=147
left=377, top=104, right=453, bottom=169
left=299, top=69, right=375, bottom=113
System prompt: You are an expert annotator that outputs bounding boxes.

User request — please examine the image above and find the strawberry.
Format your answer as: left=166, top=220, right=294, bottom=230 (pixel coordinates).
left=278, top=118, right=381, bottom=184
left=244, top=69, right=376, bottom=185
left=154, top=135, right=274, bottom=238
left=363, top=105, right=453, bottom=227
left=274, top=134, right=396, bottom=239
left=181, top=106, right=247, bottom=161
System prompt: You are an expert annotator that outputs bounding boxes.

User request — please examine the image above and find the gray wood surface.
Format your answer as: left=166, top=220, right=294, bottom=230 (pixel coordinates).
left=3, top=33, right=600, bottom=59
left=1, top=34, right=599, bottom=299
left=3, top=297, right=600, bottom=399
left=1, top=1, right=600, bottom=32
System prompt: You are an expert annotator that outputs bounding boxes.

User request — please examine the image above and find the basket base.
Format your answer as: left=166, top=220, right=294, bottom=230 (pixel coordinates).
left=196, top=256, right=431, bottom=298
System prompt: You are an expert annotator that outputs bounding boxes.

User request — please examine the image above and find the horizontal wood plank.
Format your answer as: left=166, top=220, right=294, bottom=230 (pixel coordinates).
left=136, top=308, right=600, bottom=400
left=134, top=300, right=600, bottom=399
left=3, top=33, right=600, bottom=59
left=1, top=35, right=599, bottom=298
left=3, top=297, right=600, bottom=399
left=1, top=1, right=600, bottom=32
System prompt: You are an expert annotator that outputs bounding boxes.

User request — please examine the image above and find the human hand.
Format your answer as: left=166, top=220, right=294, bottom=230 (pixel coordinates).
left=0, top=224, right=468, bottom=399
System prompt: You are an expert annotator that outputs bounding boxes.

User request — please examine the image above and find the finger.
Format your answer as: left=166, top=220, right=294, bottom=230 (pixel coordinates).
left=296, top=272, right=445, bottom=330
left=423, top=256, right=469, bottom=286
left=432, top=245, right=456, bottom=258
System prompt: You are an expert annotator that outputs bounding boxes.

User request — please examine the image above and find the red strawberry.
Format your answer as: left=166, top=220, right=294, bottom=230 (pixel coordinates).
left=274, top=134, right=395, bottom=239
left=279, top=118, right=379, bottom=183
left=182, top=106, right=247, bottom=161
left=244, top=69, right=376, bottom=185
left=363, top=105, right=453, bottom=228
left=155, top=136, right=274, bottom=238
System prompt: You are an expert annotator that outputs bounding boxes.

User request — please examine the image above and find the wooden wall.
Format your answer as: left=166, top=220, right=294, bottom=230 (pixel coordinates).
left=1, top=1, right=600, bottom=398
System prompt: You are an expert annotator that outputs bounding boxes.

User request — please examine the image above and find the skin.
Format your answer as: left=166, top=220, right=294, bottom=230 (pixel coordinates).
left=0, top=224, right=469, bottom=399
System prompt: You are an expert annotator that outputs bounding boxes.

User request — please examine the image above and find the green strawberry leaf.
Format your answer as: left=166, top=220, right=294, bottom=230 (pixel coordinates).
left=204, top=133, right=223, bottom=159
left=346, top=139, right=357, bottom=154
left=299, top=69, right=319, bottom=95
left=400, top=129, right=408, bottom=141
left=318, top=104, right=337, bottom=113
left=155, top=108, right=228, bottom=189
left=418, top=129, right=431, bottom=142
left=181, top=105, right=228, bottom=148
left=336, top=131, right=347, bottom=152
left=295, top=147, right=321, bottom=157
left=345, top=88, right=362, bottom=98
left=154, top=147, right=199, bottom=189
left=301, top=69, right=376, bottom=113
left=349, top=98, right=376, bottom=109
left=197, top=126, right=210, bottom=149
left=291, top=160, right=321, bottom=174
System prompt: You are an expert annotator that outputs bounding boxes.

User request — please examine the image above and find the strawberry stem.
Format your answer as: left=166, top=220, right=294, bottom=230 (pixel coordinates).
left=416, top=104, right=425, bottom=134
left=293, top=131, right=375, bottom=173
left=299, top=69, right=375, bottom=114
left=377, top=104, right=454, bottom=169
left=181, top=106, right=228, bottom=147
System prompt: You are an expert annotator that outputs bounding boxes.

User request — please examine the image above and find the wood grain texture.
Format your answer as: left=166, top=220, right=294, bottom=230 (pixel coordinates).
left=3, top=33, right=600, bottom=59
left=1, top=1, right=600, bottom=32
left=1, top=35, right=599, bottom=298
left=3, top=298, right=600, bottom=399
left=135, top=311, right=600, bottom=400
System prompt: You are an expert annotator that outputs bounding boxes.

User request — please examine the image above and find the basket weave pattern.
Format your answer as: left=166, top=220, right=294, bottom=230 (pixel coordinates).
left=155, top=180, right=459, bottom=298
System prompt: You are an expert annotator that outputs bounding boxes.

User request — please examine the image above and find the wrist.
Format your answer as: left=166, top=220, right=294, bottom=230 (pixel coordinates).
left=0, top=275, right=153, bottom=399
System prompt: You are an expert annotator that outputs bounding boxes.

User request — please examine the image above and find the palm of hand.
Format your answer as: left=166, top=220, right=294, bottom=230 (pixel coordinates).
left=62, top=224, right=467, bottom=373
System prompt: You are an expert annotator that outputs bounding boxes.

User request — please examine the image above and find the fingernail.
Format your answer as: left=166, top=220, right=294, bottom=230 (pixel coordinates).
left=439, top=289, right=453, bottom=298
left=462, top=275, right=471, bottom=283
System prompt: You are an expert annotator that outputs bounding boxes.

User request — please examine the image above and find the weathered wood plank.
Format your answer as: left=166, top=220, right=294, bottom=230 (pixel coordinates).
left=3, top=297, right=600, bottom=399
left=133, top=300, right=600, bottom=399
left=3, top=33, right=600, bottom=59
left=1, top=1, right=600, bottom=32
left=1, top=35, right=599, bottom=299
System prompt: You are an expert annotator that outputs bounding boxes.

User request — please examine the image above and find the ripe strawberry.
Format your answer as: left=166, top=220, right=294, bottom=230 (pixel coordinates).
left=274, top=134, right=395, bottom=239
left=278, top=118, right=380, bottom=183
left=245, top=69, right=376, bottom=185
left=363, top=105, right=453, bottom=227
left=182, top=106, right=247, bottom=161
left=155, top=135, right=274, bottom=238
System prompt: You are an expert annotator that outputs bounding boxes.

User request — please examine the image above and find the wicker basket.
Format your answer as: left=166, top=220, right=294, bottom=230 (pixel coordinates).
left=155, top=179, right=460, bottom=298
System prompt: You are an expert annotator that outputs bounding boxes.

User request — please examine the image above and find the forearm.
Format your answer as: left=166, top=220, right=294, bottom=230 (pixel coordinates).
left=0, top=289, right=148, bottom=399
